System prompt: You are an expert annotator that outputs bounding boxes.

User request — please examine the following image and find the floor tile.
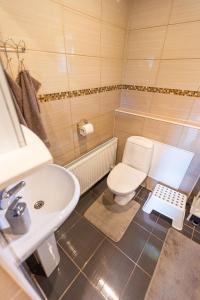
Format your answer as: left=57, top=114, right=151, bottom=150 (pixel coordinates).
left=133, top=208, right=158, bottom=232
left=192, top=231, right=200, bottom=244
left=55, top=211, right=81, bottom=241
left=75, top=190, right=97, bottom=215
left=180, top=224, right=193, bottom=239
left=122, top=266, right=150, bottom=300
left=58, top=218, right=103, bottom=267
left=134, top=185, right=142, bottom=196
left=83, top=239, right=134, bottom=300
left=35, top=246, right=79, bottom=300
left=61, top=273, right=104, bottom=300
left=137, top=188, right=151, bottom=202
left=184, top=218, right=195, bottom=229
left=138, top=235, right=163, bottom=275
left=31, top=179, right=197, bottom=300
left=93, top=176, right=107, bottom=197
left=133, top=196, right=145, bottom=206
left=115, top=222, right=150, bottom=262
left=152, top=215, right=171, bottom=241
left=194, top=225, right=200, bottom=232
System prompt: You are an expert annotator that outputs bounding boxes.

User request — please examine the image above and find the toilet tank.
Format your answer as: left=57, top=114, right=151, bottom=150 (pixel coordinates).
left=122, top=136, right=154, bottom=174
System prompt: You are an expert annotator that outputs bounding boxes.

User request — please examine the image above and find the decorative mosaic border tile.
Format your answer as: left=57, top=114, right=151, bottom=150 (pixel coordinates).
left=38, top=85, right=121, bottom=102
left=123, top=85, right=200, bottom=97
left=38, top=84, right=200, bottom=103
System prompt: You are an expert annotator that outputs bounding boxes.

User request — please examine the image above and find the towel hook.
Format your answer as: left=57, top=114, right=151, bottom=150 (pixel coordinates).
left=16, top=40, right=26, bottom=72
left=3, top=39, right=14, bottom=76
left=16, top=41, right=22, bottom=73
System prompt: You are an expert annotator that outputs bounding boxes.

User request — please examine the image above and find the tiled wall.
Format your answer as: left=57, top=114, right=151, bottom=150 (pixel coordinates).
left=0, top=266, right=30, bottom=300
left=0, top=0, right=128, bottom=165
left=1, top=0, right=199, bottom=194
left=116, top=0, right=200, bottom=195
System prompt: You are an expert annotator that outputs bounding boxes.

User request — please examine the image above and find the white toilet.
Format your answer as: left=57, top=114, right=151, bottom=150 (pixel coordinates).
left=107, top=136, right=154, bottom=206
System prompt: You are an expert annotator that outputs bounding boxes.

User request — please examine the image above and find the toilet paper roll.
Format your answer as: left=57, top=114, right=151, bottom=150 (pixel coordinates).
left=79, top=123, right=94, bottom=136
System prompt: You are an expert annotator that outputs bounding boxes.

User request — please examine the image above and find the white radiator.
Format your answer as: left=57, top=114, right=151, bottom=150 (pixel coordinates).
left=66, top=138, right=118, bottom=195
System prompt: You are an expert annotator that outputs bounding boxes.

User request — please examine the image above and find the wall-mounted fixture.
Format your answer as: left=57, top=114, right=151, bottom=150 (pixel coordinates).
left=77, top=119, right=94, bottom=136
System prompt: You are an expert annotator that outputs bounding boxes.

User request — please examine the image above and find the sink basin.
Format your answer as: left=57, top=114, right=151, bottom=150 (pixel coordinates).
left=0, top=164, right=80, bottom=264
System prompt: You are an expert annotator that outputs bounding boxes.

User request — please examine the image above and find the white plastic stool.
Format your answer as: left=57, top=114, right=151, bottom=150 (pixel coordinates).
left=142, top=184, right=187, bottom=231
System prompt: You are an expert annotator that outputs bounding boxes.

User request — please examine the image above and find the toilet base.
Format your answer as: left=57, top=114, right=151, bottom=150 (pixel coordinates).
left=115, top=191, right=136, bottom=206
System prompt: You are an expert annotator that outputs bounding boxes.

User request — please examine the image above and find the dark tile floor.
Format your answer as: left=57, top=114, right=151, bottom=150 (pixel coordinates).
left=28, top=177, right=200, bottom=300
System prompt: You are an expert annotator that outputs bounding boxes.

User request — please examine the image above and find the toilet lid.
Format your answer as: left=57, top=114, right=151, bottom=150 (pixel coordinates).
left=107, top=163, right=147, bottom=195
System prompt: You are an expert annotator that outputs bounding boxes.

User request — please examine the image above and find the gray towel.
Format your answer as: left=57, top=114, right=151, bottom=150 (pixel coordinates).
left=16, top=70, right=50, bottom=147
left=5, top=71, right=27, bottom=126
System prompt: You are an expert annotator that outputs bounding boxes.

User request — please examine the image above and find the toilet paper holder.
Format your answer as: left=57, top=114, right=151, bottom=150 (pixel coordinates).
left=77, top=119, right=94, bottom=136
left=77, top=119, right=89, bottom=131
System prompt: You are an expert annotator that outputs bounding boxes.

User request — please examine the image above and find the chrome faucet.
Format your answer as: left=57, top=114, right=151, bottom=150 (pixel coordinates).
left=0, top=181, right=26, bottom=210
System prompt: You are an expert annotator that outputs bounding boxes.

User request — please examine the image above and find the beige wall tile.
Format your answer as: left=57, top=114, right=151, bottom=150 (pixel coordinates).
left=128, top=0, right=172, bottom=29
left=47, top=124, right=74, bottom=164
left=63, top=9, right=100, bottom=56
left=70, top=94, right=101, bottom=124
left=68, top=55, right=100, bottom=90
left=54, top=148, right=75, bottom=165
left=142, top=118, right=163, bottom=142
left=156, top=59, right=200, bottom=90
left=41, top=100, right=74, bottom=164
left=177, top=127, right=200, bottom=154
left=13, top=290, right=30, bottom=300
left=170, top=0, right=200, bottom=24
left=98, top=111, right=114, bottom=143
left=2, top=51, right=68, bottom=94
left=124, top=59, right=159, bottom=86
left=113, top=130, right=130, bottom=162
left=188, top=99, right=200, bottom=122
left=0, top=0, right=124, bottom=170
left=126, top=26, right=166, bottom=59
left=150, top=93, right=194, bottom=119
left=0, top=266, right=20, bottom=299
left=73, top=112, right=114, bottom=156
left=100, top=90, right=120, bottom=114
left=73, top=115, right=100, bottom=150
left=163, top=22, right=200, bottom=59
left=54, top=0, right=101, bottom=19
left=121, top=90, right=153, bottom=112
left=24, top=51, right=68, bottom=93
left=115, top=112, right=145, bottom=135
left=74, top=130, right=100, bottom=156
left=102, top=0, right=128, bottom=28
left=0, top=0, right=65, bottom=52
left=142, top=118, right=183, bottom=146
left=40, top=99, right=72, bottom=129
left=158, top=122, right=183, bottom=146
left=101, top=58, right=123, bottom=86
left=101, top=23, right=125, bottom=58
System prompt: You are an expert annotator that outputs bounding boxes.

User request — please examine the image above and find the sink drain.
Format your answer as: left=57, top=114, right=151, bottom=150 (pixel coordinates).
left=34, top=200, right=44, bottom=209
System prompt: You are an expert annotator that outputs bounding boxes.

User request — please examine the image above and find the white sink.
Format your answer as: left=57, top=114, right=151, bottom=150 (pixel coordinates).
left=0, top=164, right=80, bottom=271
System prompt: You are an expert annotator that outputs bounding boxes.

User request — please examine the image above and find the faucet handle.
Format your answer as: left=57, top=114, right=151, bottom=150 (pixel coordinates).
left=0, top=181, right=26, bottom=210
left=2, top=181, right=26, bottom=200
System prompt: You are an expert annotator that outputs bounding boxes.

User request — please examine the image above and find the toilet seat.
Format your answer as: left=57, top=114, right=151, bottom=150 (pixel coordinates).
left=107, top=163, right=146, bottom=196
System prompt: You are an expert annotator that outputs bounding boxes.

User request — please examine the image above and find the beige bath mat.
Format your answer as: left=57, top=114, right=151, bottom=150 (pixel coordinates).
left=84, top=189, right=140, bottom=242
left=145, top=228, right=200, bottom=300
